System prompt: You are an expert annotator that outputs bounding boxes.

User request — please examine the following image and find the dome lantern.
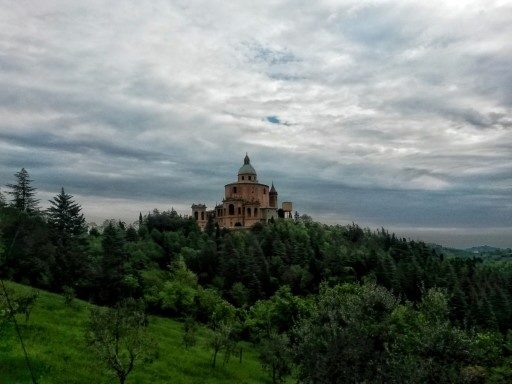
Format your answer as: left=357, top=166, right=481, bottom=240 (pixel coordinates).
left=238, top=153, right=257, bottom=181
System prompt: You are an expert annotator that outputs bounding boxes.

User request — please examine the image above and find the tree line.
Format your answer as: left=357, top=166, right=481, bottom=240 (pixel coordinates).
left=2, top=168, right=512, bottom=383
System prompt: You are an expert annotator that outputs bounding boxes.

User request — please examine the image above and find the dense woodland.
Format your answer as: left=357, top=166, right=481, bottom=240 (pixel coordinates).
left=2, top=168, right=512, bottom=383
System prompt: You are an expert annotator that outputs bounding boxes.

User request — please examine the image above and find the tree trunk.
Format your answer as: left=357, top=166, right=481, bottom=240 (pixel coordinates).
left=212, top=349, right=218, bottom=368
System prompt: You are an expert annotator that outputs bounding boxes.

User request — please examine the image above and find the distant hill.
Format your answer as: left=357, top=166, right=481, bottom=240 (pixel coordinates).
left=428, top=244, right=512, bottom=259
left=465, top=245, right=502, bottom=254
left=428, top=243, right=473, bottom=258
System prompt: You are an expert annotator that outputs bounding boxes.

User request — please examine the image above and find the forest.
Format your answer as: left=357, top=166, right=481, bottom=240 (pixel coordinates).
left=2, top=168, right=512, bottom=383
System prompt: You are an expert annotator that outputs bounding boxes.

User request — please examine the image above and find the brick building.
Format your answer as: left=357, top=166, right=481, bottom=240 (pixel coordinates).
left=191, top=154, right=293, bottom=230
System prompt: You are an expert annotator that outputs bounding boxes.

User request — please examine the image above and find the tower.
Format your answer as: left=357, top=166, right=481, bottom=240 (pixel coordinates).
left=269, top=182, right=278, bottom=208
left=191, top=203, right=207, bottom=230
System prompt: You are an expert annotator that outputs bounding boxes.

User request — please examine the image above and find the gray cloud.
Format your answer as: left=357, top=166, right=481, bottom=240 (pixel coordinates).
left=0, top=0, right=511, bottom=247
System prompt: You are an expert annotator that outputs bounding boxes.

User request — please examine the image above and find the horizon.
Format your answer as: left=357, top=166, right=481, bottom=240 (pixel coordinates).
left=1, top=1, right=511, bottom=249
left=12, top=170, right=511, bottom=250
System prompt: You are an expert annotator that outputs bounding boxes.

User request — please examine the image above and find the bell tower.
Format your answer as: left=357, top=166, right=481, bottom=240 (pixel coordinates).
left=269, top=182, right=278, bottom=208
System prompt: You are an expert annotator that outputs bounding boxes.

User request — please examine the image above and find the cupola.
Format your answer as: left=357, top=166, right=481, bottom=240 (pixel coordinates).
left=238, top=153, right=257, bottom=182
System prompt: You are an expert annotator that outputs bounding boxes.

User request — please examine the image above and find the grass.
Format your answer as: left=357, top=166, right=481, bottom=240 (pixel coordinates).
left=0, top=281, right=271, bottom=384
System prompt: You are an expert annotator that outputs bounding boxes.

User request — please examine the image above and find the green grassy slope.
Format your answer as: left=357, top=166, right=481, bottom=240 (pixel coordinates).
left=0, top=281, right=270, bottom=384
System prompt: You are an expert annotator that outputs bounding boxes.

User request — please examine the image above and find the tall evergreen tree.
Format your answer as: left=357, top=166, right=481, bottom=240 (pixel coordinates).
left=47, top=188, right=86, bottom=246
left=6, top=168, right=39, bottom=212
left=96, top=222, right=128, bottom=304
left=47, top=188, right=89, bottom=291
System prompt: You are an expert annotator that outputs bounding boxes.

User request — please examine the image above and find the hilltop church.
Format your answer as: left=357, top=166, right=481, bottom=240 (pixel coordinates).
left=192, top=154, right=293, bottom=230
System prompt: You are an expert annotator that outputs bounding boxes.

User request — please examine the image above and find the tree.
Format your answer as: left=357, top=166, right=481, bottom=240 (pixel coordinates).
left=159, top=257, right=198, bottom=316
left=47, top=188, right=86, bottom=246
left=6, top=168, right=39, bottom=213
left=95, top=222, right=128, bottom=304
left=86, top=299, right=157, bottom=384
left=0, top=287, right=38, bottom=323
left=182, top=317, right=198, bottom=348
left=208, top=321, right=237, bottom=368
left=0, top=206, right=55, bottom=286
left=125, top=226, right=138, bottom=242
left=388, top=289, right=473, bottom=383
left=292, top=283, right=398, bottom=384
left=204, top=214, right=215, bottom=237
left=47, top=188, right=89, bottom=291
left=259, top=331, right=292, bottom=384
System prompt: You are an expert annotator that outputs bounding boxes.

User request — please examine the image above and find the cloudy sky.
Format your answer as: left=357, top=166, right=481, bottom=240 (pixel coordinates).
left=1, top=0, right=511, bottom=248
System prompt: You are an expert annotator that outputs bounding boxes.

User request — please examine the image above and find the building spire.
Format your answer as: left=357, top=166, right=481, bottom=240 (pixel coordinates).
left=244, top=152, right=250, bottom=164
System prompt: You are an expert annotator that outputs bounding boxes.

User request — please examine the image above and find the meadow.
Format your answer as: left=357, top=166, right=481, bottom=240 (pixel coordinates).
left=0, top=281, right=270, bottom=384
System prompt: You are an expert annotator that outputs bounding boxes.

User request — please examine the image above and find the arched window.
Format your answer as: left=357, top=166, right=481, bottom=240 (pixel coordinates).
left=233, top=186, right=237, bottom=193
left=201, top=211, right=205, bottom=220
left=194, top=211, right=198, bottom=220
left=242, top=176, right=244, bottom=180
left=247, top=207, right=251, bottom=217
left=229, top=204, right=235, bottom=215
left=254, top=208, right=258, bottom=217
left=238, top=207, right=241, bottom=215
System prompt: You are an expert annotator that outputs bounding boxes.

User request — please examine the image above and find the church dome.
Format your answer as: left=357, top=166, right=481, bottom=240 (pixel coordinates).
left=238, top=153, right=257, bottom=175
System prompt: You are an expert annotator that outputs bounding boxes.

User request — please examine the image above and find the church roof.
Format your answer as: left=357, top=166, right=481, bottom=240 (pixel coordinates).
left=238, top=153, right=257, bottom=175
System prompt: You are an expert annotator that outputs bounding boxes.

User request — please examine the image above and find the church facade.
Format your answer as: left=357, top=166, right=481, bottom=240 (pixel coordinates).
left=191, top=154, right=293, bottom=230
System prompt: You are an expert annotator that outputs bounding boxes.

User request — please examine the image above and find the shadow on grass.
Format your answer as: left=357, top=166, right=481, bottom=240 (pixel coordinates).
left=0, top=354, right=50, bottom=384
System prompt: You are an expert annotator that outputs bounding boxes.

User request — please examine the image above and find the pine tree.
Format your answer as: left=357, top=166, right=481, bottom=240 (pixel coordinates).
left=46, top=188, right=89, bottom=291
left=47, top=188, right=86, bottom=246
left=205, top=214, right=215, bottom=237
left=125, top=226, right=138, bottom=242
left=449, top=285, right=468, bottom=327
left=6, top=168, right=39, bottom=212
left=96, top=222, right=128, bottom=304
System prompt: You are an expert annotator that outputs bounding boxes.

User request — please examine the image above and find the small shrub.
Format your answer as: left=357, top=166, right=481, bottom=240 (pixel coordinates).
left=62, top=286, right=76, bottom=307
left=182, top=317, right=198, bottom=348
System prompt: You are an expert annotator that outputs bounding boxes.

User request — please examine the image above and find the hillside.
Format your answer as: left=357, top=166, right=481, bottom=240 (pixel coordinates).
left=0, top=281, right=270, bottom=384
left=465, top=245, right=502, bottom=254
left=428, top=243, right=512, bottom=260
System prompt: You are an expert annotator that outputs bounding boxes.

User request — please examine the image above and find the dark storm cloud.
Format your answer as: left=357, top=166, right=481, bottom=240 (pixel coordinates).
left=1, top=0, right=511, bottom=247
left=0, top=131, right=164, bottom=161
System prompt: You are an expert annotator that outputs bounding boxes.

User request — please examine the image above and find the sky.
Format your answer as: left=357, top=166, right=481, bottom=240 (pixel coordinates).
left=0, top=0, right=511, bottom=248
